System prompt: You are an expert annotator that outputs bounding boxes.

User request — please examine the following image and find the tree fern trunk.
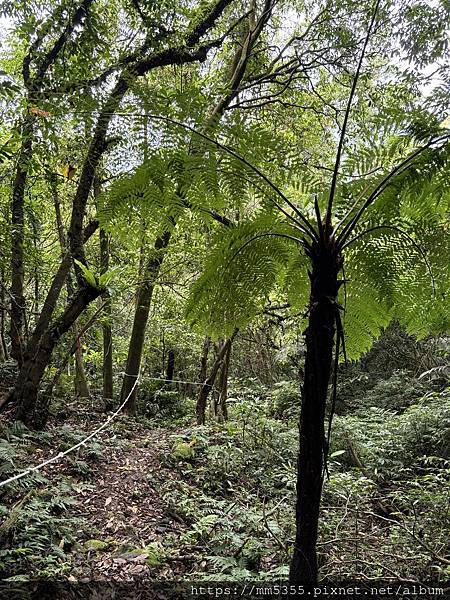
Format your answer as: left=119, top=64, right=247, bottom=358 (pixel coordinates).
left=290, top=244, right=341, bottom=583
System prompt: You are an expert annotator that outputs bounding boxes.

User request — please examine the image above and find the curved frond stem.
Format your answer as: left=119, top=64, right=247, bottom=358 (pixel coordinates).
left=144, top=113, right=319, bottom=241
left=314, top=194, right=324, bottom=242
left=337, top=134, right=450, bottom=246
left=215, top=167, right=315, bottom=239
left=324, top=0, right=382, bottom=229
left=226, top=232, right=309, bottom=270
left=336, top=309, right=348, bottom=365
left=219, top=231, right=308, bottom=288
left=342, top=224, right=436, bottom=296
left=341, top=262, right=348, bottom=314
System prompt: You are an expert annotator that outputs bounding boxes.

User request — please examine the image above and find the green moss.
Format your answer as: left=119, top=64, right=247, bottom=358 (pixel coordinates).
left=84, top=539, right=109, bottom=552
left=171, top=440, right=196, bottom=461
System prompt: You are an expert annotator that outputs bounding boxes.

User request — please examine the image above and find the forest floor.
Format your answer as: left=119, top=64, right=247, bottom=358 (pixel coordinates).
left=63, top=414, right=190, bottom=581
left=0, top=398, right=206, bottom=583
left=1, top=369, right=449, bottom=587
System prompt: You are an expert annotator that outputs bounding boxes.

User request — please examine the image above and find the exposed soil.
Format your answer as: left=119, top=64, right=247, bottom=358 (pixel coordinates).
left=1, top=396, right=202, bottom=584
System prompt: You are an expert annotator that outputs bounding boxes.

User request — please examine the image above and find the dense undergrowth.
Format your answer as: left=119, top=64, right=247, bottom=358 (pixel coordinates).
left=0, top=358, right=449, bottom=583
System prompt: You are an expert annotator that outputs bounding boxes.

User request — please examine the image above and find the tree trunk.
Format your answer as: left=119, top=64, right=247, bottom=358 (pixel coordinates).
left=100, top=229, right=113, bottom=409
left=31, top=212, right=40, bottom=329
left=74, top=335, right=90, bottom=398
left=166, top=349, right=175, bottom=384
left=210, top=341, right=222, bottom=418
left=289, top=244, right=341, bottom=584
left=0, top=268, right=7, bottom=361
left=10, top=115, right=33, bottom=365
left=196, top=331, right=237, bottom=425
left=14, top=285, right=101, bottom=426
left=0, top=222, right=100, bottom=415
left=199, top=336, right=211, bottom=383
left=120, top=230, right=172, bottom=415
left=216, top=339, right=231, bottom=422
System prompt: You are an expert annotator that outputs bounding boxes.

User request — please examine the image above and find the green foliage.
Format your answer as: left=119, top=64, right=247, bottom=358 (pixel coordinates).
left=1, top=0, right=449, bottom=585
left=267, top=380, right=300, bottom=420
left=137, top=378, right=194, bottom=422
left=362, top=369, right=427, bottom=411
left=0, top=421, right=106, bottom=579
left=0, top=481, right=82, bottom=579
left=332, top=388, right=450, bottom=479
left=158, top=372, right=449, bottom=581
left=185, top=215, right=300, bottom=337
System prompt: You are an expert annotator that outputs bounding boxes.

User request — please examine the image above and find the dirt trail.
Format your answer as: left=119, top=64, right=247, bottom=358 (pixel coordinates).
left=66, top=419, right=195, bottom=582
left=36, top=410, right=195, bottom=582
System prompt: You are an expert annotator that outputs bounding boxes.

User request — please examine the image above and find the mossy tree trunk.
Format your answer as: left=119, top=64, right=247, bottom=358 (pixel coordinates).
left=120, top=230, right=172, bottom=415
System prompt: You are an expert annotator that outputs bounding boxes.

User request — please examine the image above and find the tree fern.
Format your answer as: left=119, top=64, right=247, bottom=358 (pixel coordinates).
left=186, top=131, right=450, bottom=360
left=185, top=215, right=297, bottom=337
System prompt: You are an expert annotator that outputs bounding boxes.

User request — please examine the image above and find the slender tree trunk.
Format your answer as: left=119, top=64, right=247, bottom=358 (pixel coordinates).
left=120, top=230, right=172, bottom=415
left=210, top=341, right=221, bottom=418
left=74, top=336, right=90, bottom=398
left=31, top=213, right=40, bottom=329
left=100, top=229, right=113, bottom=409
left=216, top=339, right=231, bottom=422
left=196, top=331, right=237, bottom=425
left=166, top=349, right=175, bottom=384
left=199, top=336, right=211, bottom=383
left=10, top=115, right=33, bottom=365
left=289, top=245, right=342, bottom=584
left=0, top=333, right=5, bottom=362
left=0, top=269, right=7, bottom=361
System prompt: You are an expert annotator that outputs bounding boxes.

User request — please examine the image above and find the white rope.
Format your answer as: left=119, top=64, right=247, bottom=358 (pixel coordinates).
left=0, top=375, right=141, bottom=489
left=0, top=372, right=224, bottom=489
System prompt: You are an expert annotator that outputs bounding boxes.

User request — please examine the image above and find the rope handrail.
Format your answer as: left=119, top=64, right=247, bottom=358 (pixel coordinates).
left=0, top=375, right=140, bottom=488
left=0, top=374, right=220, bottom=489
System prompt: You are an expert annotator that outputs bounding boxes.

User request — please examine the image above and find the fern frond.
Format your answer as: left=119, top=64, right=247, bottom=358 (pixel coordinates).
left=185, top=215, right=302, bottom=337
